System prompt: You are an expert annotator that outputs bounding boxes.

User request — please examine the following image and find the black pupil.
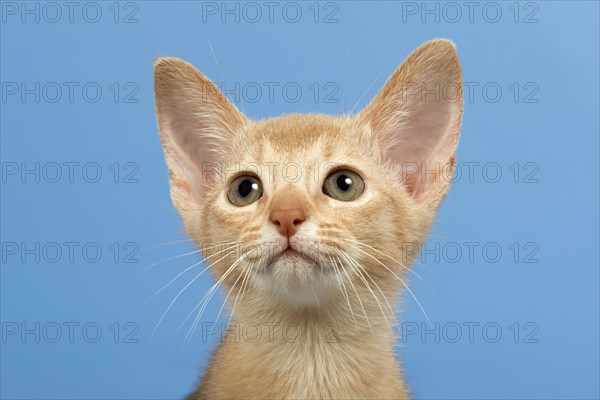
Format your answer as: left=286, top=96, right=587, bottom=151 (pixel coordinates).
left=238, top=179, right=254, bottom=198
left=336, top=174, right=352, bottom=192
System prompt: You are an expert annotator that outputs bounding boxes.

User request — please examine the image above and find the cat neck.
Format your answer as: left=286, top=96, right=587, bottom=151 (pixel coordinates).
left=228, top=289, right=398, bottom=351
left=207, top=296, right=403, bottom=397
left=195, top=276, right=407, bottom=397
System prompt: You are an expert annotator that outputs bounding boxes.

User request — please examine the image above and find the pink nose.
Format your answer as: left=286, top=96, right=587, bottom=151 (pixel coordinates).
left=270, top=208, right=306, bottom=238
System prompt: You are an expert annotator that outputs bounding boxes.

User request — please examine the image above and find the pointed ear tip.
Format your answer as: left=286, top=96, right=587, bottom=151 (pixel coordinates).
left=425, top=38, right=457, bottom=48
left=422, top=39, right=459, bottom=56
left=420, top=39, right=461, bottom=73
left=153, top=57, right=185, bottom=72
left=153, top=57, right=211, bottom=87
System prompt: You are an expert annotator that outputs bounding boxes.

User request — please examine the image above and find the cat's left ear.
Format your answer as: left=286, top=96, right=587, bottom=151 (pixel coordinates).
left=358, top=39, right=463, bottom=207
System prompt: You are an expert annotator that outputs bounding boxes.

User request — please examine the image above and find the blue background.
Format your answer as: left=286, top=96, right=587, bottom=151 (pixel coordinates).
left=1, top=1, right=599, bottom=399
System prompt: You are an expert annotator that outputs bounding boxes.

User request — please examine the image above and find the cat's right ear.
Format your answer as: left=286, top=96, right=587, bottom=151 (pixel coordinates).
left=153, top=57, right=248, bottom=213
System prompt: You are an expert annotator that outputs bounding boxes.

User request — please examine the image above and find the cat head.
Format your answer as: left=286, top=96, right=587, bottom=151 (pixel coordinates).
left=153, top=40, right=463, bottom=309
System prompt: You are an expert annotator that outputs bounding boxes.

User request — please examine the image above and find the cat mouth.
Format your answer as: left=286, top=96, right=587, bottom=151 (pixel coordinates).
left=258, top=244, right=342, bottom=301
left=263, top=243, right=336, bottom=275
left=271, top=248, right=315, bottom=266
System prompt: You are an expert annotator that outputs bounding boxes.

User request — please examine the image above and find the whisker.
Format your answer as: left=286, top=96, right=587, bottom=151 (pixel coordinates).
left=328, top=254, right=357, bottom=325
left=145, top=241, right=241, bottom=270
left=227, top=259, right=255, bottom=327
left=348, top=238, right=439, bottom=292
left=337, top=248, right=391, bottom=330
left=142, top=243, right=241, bottom=307
left=213, top=259, right=253, bottom=327
left=342, top=238, right=430, bottom=282
left=339, top=248, right=399, bottom=328
left=140, top=239, right=194, bottom=251
left=348, top=239, right=438, bottom=297
left=152, top=249, right=237, bottom=336
left=144, top=249, right=201, bottom=270
left=333, top=248, right=373, bottom=334
left=401, top=250, right=442, bottom=281
left=186, top=252, right=249, bottom=342
left=153, top=194, right=179, bottom=215
left=342, top=241, right=432, bottom=327
left=142, top=259, right=203, bottom=307
left=341, top=237, right=438, bottom=295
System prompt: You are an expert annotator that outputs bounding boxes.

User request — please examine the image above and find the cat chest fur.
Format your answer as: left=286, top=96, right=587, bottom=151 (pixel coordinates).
left=194, top=323, right=409, bottom=399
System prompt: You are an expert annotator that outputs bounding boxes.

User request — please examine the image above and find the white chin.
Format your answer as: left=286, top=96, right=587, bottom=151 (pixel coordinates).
left=258, top=255, right=337, bottom=306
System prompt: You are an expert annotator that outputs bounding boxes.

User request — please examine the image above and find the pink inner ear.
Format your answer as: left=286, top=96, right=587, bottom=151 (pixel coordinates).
left=384, top=102, right=459, bottom=200
left=356, top=40, right=463, bottom=203
left=154, top=58, right=248, bottom=210
left=158, top=114, right=209, bottom=200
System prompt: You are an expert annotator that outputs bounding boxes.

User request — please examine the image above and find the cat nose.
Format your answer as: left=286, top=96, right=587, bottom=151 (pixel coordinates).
left=270, top=208, right=306, bottom=238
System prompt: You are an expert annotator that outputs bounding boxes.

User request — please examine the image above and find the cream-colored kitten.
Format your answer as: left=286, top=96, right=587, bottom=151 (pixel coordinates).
left=153, top=39, right=463, bottom=399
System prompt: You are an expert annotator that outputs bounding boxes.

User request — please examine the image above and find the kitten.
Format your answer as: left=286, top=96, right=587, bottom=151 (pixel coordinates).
left=153, top=39, right=463, bottom=399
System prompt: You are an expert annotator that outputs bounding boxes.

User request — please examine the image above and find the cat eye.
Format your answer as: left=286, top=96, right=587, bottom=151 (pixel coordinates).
left=227, top=174, right=263, bottom=207
left=322, top=169, right=365, bottom=202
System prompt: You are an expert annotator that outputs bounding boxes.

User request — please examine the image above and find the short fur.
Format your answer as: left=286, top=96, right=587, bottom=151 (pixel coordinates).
left=153, top=39, right=463, bottom=399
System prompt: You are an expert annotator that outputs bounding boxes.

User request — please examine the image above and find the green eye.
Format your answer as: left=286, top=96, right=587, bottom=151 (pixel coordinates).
left=323, top=169, right=365, bottom=201
left=227, top=175, right=263, bottom=207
